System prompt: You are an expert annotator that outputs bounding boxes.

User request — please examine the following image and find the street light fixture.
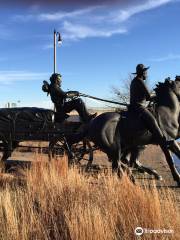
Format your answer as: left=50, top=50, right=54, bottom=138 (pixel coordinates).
left=54, top=29, right=62, bottom=73
left=57, top=33, right=62, bottom=45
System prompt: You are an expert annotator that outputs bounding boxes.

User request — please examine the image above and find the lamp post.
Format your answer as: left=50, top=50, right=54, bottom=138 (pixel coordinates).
left=53, top=29, right=62, bottom=73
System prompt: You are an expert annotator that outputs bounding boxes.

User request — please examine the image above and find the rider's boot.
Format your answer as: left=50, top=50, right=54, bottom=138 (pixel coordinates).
left=76, top=99, right=97, bottom=122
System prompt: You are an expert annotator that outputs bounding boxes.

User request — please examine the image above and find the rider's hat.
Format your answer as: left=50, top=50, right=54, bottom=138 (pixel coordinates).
left=132, top=64, right=150, bottom=75
left=50, top=73, right=62, bottom=83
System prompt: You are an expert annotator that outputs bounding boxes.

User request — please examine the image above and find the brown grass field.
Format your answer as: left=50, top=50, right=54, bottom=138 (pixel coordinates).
left=0, top=145, right=180, bottom=240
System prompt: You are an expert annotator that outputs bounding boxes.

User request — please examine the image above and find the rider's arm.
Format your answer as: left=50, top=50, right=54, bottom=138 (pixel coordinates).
left=66, top=91, right=79, bottom=98
left=140, top=79, right=151, bottom=100
left=53, top=85, right=79, bottom=99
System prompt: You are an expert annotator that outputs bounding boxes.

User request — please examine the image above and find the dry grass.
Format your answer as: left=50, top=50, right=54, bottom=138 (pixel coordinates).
left=0, top=156, right=179, bottom=240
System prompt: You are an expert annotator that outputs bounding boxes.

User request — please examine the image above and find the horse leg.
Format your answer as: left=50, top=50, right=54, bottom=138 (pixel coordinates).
left=111, top=149, right=135, bottom=184
left=121, top=161, right=136, bottom=184
left=85, top=140, right=94, bottom=171
left=121, top=149, right=130, bottom=165
left=129, top=147, right=162, bottom=180
left=109, top=149, right=123, bottom=176
left=161, top=146, right=180, bottom=186
left=121, top=147, right=145, bottom=169
left=111, top=153, right=119, bottom=173
left=168, top=140, right=180, bottom=159
left=129, top=147, right=142, bottom=168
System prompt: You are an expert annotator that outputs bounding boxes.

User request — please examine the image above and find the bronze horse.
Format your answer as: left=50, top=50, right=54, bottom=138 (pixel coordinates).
left=83, top=79, right=180, bottom=185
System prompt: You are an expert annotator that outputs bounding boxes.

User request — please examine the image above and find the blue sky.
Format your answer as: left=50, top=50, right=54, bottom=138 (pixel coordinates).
left=0, top=0, right=180, bottom=108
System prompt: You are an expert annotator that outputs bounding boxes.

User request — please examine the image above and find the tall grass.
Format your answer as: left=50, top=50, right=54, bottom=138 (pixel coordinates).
left=0, top=156, right=179, bottom=240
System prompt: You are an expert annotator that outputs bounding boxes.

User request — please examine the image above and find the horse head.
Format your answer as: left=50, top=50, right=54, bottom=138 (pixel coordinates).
left=155, top=78, right=180, bottom=103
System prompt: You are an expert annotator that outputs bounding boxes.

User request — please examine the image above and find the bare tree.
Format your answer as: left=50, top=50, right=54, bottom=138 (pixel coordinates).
left=111, top=74, right=157, bottom=110
left=111, top=74, right=132, bottom=105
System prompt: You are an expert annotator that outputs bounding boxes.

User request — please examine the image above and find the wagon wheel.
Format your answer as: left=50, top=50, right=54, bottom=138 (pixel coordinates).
left=49, top=137, right=94, bottom=169
left=49, top=136, right=72, bottom=163
left=70, top=139, right=94, bottom=169
left=49, top=138, right=65, bottom=160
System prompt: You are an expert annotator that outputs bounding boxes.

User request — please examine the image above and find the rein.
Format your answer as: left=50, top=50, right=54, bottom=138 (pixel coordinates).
left=79, top=93, right=128, bottom=107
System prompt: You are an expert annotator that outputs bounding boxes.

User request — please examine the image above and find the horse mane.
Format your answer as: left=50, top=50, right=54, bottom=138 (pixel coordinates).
left=154, top=78, right=173, bottom=96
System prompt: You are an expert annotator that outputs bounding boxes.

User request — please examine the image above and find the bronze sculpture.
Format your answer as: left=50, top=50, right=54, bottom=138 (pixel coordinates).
left=76, top=77, right=180, bottom=185
left=42, top=73, right=97, bottom=122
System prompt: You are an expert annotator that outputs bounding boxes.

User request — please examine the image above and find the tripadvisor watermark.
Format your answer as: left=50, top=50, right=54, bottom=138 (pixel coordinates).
left=134, top=227, right=174, bottom=236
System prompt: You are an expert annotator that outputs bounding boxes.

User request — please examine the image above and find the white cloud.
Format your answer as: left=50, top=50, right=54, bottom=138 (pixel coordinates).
left=13, top=6, right=100, bottom=22
left=51, top=0, right=174, bottom=41
left=62, top=21, right=127, bottom=40
left=38, top=6, right=99, bottom=21
left=149, top=53, right=180, bottom=62
left=112, top=0, right=173, bottom=23
left=36, top=0, right=173, bottom=23
left=12, top=0, right=174, bottom=42
left=0, top=71, right=50, bottom=84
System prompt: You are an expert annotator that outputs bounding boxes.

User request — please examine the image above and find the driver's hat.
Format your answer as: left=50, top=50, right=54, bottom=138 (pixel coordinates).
left=50, top=73, right=62, bottom=83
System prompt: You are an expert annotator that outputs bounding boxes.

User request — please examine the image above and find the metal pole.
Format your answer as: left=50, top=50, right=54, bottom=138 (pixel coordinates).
left=54, top=29, right=56, bottom=73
